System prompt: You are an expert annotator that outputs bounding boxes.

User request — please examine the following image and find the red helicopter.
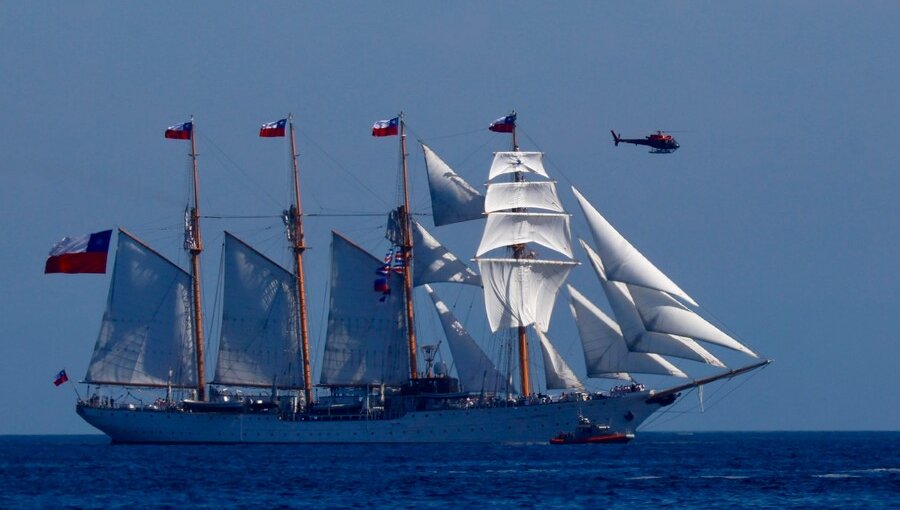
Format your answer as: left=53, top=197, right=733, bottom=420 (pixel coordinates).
left=611, top=130, right=680, bottom=154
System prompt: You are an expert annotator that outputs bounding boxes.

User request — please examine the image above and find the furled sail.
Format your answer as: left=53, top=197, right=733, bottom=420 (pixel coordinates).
left=477, top=258, right=577, bottom=333
left=411, top=220, right=481, bottom=287
left=320, top=232, right=409, bottom=386
left=535, top=329, right=585, bottom=390
left=213, top=233, right=302, bottom=389
left=572, top=186, right=698, bottom=306
left=476, top=212, right=573, bottom=259
left=627, top=285, right=758, bottom=357
left=422, top=144, right=484, bottom=226
left=424, top=285, right=508, bottom=394
left=85, top=230, right=196, bottom=387
left=484, top=181, right=564, bottom=213
left=567, top=285, right=686, bottom=379
left=488, top=151, right=548, bottom=180
left=581, top=240, right=724, bottom=367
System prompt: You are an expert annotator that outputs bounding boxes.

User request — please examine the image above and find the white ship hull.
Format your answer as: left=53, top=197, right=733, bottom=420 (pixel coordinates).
left=77, top=393, right=665, bottom=444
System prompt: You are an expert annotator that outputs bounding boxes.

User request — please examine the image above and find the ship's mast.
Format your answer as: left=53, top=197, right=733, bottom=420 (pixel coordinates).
left=399, top=114, right=418, bottom=380
left=508, top=112, right=531, bottom=397
left=186, top=116, right=207, bottom=401
left=286, top=115, right=314, bottom=405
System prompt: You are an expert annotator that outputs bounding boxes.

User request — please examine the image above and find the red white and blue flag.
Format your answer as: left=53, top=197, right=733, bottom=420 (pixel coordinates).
left=164, top=121, right=193, bottom=140
left=53, top=369, right=68, bottom=386
left=392, top=249, right=406, bottom=274
left=489, top=113, right=517, bottom=133
left=259, top=118, right=287, bottom=137
left=45, top=230, right=112, bottom=274
left=372, top=117, right=399, bottom=137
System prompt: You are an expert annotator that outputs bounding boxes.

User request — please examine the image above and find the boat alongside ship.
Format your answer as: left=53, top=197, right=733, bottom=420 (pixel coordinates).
left=71, top=112, right=770, bottom=443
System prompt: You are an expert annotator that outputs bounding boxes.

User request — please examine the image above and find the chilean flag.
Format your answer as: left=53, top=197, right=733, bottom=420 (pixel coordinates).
left=44, top=230, right=112, bottom=274
left=165, top=121, right=193, bottom=140
left=53, top=369, right=69, bottom=387
left=489, top=113, right=516, bottom=133
left=372, top=117, right=399, bottom=137
left=260, top=118, right=287, bottom=137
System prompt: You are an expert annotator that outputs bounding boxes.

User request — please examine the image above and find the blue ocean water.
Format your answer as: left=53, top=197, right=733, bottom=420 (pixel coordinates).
left=0, top=432, right=896, bottom=509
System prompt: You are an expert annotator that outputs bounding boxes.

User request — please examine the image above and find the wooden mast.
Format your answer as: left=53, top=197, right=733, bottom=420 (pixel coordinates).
left=286, top=114, right=314, bottom=405
left=187, top=116, right=207, bottom=401
left=509, top=112, right=531, bottom=397
left=399, top=113, right=418, bottom=380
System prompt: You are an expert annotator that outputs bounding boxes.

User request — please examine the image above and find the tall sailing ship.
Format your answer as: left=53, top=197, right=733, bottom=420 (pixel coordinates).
left=73, top=113, right=769, bottom=443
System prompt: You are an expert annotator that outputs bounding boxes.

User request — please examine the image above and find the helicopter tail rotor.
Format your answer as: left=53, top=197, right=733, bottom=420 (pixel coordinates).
left=610, top=130, right=620, bottom=146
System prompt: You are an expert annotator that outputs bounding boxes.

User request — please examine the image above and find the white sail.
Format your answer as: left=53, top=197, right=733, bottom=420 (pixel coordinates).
left=424, top=285, right=508, bottom=394
left=85, top=230, right=196, bottom=387
left=411, top=220, right=480, bottom=287
left=567, top=285, right=687, bottom=379
left=422, top=144, right=484, bottom=226
left=213, top=233, right=302, bottom=388
left=627, top=285, right=758, bottom=357
left=572, top=186, right=698, bottom=306
left=320, top=232, right=409, bottom=386
left=484, top=181, right=564, bottom=213
left=581, top=240, right=724, bottom=367
left=488, top=151, right=548, bottom=180
left=476, top=212, right=573, bottom=259
left=477, top=258, right=577, bottom=333
left=535, top=329, right=585, bottom=390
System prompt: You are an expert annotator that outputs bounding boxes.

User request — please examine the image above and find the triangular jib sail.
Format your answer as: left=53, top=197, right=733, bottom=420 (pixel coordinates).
left=567, top=285, right=687, bottom=379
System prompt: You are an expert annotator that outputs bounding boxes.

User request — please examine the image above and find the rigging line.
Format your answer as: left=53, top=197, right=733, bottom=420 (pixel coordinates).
left=414, top=126, right=486, bottom=143
left=196, top=132, right=282, bottom=208
left=518, top=128, right=578, bottom=191
left=640, top=386, right=699, bottom=431
left=294, top=127, right=389, bottom=208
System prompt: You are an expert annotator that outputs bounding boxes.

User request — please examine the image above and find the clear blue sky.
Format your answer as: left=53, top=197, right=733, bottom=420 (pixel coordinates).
left=1, top=2, right=897, bottom=434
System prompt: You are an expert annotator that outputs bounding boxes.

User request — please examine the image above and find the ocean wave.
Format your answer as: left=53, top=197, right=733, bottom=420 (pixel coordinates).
left=847, top=467, right=900, bottom=474
left=812, top=473, right=862, bottom=479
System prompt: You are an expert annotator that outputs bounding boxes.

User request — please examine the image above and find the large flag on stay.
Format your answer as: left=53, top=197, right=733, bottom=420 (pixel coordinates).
left=164, top=121, right=193, bottom=140
left=260, top=118, right=287, bottom=137
left=45, top=230, right=112, bottom=274
left=489, top=113, right=516, bottom=133
left=372, top=117, right=399, bottom=137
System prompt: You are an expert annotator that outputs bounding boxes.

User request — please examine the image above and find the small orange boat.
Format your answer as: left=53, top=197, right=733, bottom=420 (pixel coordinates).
left=550, top=416, right=634, bottom=444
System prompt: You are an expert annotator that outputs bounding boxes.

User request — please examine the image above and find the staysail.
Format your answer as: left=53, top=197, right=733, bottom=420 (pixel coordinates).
left=85, top=230, right=197, bottom=387
left=567, top=285, right=687, bottom=379
left=535, top=329, right=585, bottom=390
left=319, top=232, right=409, bottom=386
left=410, top=220, right=481, bottom=287
left=213, top=232, right=302, bottom=389
left=422, top=144, right=484, bottom=226
left=572, top=186, right=698, bottom=306
left=580, top=240, right=724, bottom=367
left=424, top=285, right=508, bottom=394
